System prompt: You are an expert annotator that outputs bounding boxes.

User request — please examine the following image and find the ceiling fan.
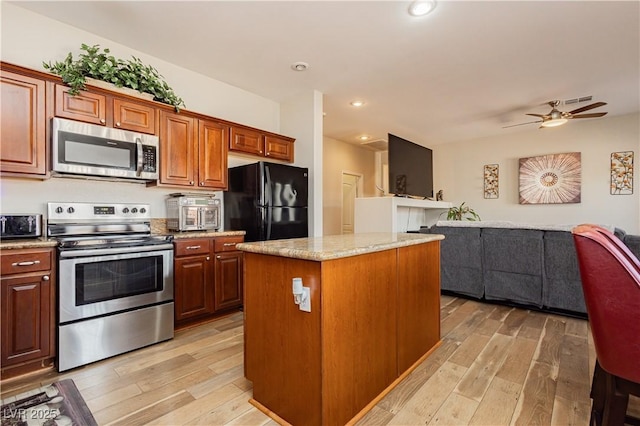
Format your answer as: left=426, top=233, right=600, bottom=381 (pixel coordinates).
left=503, top=100, right=608, bottom=129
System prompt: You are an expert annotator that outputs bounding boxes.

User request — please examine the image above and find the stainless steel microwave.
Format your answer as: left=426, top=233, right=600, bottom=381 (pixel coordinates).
left=52, top=117, right=159, bottom=181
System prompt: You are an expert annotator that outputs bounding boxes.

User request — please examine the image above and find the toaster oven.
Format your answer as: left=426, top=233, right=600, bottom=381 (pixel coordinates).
left=166, top=195, right=221, bottom=231
left=0, top=214, right=43, bottom=239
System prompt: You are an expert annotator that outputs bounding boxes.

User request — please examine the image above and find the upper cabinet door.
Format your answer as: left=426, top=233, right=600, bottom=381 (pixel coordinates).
left=198, top=119, right=229, bottom=190
left=264, top=135, right=294, bottom=162
left=113, top=99, right=157, bottom=134
left=229, top=125, right=264, bottom=156
left=0, top=70, right=46, bottom=175
left=55, top=84, right=107, bottom=125
left=159, top=111, right=197, bottom=187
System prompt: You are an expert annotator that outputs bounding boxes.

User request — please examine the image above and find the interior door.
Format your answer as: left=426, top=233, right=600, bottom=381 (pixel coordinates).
left=342, top=173, right=361, bottom=234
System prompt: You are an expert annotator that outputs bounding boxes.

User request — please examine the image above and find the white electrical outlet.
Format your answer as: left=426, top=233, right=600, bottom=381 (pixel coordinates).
left=299, top=287, right=311, bottom=312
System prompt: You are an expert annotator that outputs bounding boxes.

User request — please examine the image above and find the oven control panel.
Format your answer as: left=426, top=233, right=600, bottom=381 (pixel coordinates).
left=47, top=202, right=152, bottom=222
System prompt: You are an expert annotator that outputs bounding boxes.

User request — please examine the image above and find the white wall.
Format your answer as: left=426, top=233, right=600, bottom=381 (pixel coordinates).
left=280, top=90, right=324, bottom=237
left=0, top=3, right=279, bottom=131
left=323, top=137, right=377, bottom=236
left=0, top=3, right=316, bottom=227
left=434, top=113, right=640, bottom=233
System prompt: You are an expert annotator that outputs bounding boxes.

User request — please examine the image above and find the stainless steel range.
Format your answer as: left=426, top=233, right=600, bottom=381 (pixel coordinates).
left=47, top=202, right=174, bottom=372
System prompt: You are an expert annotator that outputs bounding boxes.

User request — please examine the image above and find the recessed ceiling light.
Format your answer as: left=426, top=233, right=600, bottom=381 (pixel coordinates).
left=408, top=0, right=437, bottom=17
left=350, top=100, right=365, bottom=107
left=359, top=135, right=370, bottom=141
left=291, top=62, right=309, bottom=71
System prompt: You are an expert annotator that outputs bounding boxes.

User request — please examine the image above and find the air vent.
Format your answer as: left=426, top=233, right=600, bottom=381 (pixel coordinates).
left=564, top=95, right=593, bottom=105
left=360, top=139, right=388, bottom=151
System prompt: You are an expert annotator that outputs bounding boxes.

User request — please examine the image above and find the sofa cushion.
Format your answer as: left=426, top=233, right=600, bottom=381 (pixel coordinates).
left=623, top=234, right=640, bottom=261
left=542, top=230, right=586, bottom=313
left=482, top=228, right=544, bottom=307
left=430, top=225, right=483, bottom=298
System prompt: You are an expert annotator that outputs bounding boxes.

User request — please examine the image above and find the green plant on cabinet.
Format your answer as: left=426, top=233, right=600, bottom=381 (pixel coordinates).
left=43, top=43, right=185, bottom=111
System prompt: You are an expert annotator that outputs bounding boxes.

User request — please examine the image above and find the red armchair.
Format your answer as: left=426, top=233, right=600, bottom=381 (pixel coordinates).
left=572, top=224, right=640, bottom=425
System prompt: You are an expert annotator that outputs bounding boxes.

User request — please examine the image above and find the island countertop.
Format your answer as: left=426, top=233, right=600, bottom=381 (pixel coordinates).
left=236, top=232, right=444, bottom=261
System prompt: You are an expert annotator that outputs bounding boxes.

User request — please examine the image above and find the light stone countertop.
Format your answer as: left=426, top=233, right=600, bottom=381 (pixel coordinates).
left=0, top=238, right=58, bottom=250
left=168, top=230, right=245, bottom=239
left=150, top=219, right=245, bottom=239
left=236, top=232, right=444, bottom=261
left=0, top=229, right=245, bottom=250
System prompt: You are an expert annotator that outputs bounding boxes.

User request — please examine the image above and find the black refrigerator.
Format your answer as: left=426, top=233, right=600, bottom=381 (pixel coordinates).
left=224, top=161, right=309, bottom=242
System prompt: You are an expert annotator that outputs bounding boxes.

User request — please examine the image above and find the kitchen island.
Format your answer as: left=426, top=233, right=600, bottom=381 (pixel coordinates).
left=237, top=232, right=443, bottom=426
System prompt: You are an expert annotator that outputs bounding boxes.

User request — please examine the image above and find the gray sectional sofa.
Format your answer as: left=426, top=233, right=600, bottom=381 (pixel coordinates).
left=424, top=221, right=639, bottom=316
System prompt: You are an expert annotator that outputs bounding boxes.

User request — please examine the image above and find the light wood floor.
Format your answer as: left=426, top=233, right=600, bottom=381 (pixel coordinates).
left=2, top=295, right=639, bottom=425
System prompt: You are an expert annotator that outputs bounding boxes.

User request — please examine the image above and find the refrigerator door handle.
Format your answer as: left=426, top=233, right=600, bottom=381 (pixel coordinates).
left=265, top=164, right=272, bottom=208
left=266, top=207, right=272, bottom=240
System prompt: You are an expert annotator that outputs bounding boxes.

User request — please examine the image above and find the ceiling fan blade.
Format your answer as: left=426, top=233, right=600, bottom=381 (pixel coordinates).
left=570, top=112, right=608, bottom=119
left=502, top=120, right=543, bottom=128
left=526, top=113, right=546, bottom=118
left=568, top=102, right=607, bottom=115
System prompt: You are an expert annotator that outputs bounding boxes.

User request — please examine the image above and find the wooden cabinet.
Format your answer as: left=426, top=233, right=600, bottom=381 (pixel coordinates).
left=1, top=248, right=55, bottom=374
left=264, top=134, right=295, bottom=161
left=230, top=125, right=295, bottom=162
left=198, top=119, right=228, bottom=189
left=213, top=236, right=244, bottom=311
left=173, top=235, right=243, bottom=327
left=0, top=69, right=47, bottom=176
left=158, top=111, right=228, bottom=190
left=174, top=238, right=214, bottom=322
left=55, top=84, right=157, bottom=134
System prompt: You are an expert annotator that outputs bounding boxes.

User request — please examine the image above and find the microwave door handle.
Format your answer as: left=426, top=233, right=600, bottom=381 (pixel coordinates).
left=198, top=207, right=205, bottom=229
left=136, top=137, right=143, bottom=176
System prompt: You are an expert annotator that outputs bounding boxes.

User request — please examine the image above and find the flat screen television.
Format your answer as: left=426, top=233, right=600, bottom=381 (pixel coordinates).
left=387, top=133, right=433, bottom=199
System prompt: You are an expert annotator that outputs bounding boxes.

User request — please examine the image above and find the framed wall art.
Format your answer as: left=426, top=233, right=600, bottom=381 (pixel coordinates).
left=483, top=164, right=499, bottom=199
left=610, top=151, right=633, bottom=195
left=519, top=152, right=581, bottom=204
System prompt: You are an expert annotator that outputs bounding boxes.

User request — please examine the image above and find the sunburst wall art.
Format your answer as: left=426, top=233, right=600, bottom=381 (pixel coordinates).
left=610, top=151, right=633, bottom=195
left=519, top=152, right=581, bottom=204
left=484, top=164, right=499, bottom=199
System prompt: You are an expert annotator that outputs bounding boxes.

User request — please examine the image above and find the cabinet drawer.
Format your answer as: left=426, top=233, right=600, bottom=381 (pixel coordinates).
left=1, top=249, right=53, bottom=275
left=174, top=238, right=211, bottom=257
left=214, top=236, right=244, bottom=252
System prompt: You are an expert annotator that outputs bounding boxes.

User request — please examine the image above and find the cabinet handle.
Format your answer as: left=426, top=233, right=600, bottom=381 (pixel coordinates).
left=216, top=255, right=221, bottom=259
left=206, top=256, right=210, bottom=261
left=223, top=243, right=236, bottom=247
left=265, top=152, right=270, bottom=156
left=42, top=275, right=50, bottom=281
left=189, top=181, right=194, bottom=185
left=115, top=122, right=121, bottom=127
left=200, top=182, right=204, bottom=186
left=100, top=119, right=106, bottom=124
left=12, top=260, right=41, bottom=266
left=186, top=245, right=201, bottom=250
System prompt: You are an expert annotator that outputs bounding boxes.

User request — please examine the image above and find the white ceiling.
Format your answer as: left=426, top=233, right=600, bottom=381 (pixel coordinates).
left=12, top=1, right=640, bottom=148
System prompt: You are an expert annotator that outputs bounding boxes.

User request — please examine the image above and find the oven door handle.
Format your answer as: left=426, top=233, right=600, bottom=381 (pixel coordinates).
left=59, top=243, right=174, bottom=258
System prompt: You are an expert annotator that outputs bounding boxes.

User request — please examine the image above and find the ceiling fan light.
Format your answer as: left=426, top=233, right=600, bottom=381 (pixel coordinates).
left=541, top=118, right=568, bottom=128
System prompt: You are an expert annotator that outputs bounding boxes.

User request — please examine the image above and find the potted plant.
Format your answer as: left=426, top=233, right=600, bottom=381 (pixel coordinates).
left=445, top=202, right=481, bottom=221
left=43, top=43, right=185, bottom=111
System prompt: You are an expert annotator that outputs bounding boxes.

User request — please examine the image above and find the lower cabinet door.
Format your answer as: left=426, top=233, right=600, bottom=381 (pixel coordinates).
left=1, top=274, right=51, bottom=366
left=174, top=255, right=215, bottom=321
left=214, top=251, right=243, bottom=311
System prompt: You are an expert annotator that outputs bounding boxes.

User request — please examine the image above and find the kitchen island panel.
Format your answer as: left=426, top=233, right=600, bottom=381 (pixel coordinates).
left=397, top=242, right=441, bottom=374
left=321, top=250, right=398, bottom=426
left=243, top=252, right=323, bottom=426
